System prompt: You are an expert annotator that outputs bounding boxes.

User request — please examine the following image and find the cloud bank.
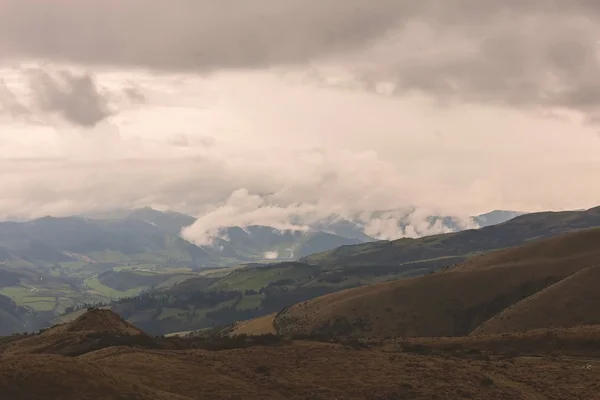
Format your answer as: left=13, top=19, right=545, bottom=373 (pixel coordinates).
left=0, top=66, right=143, bottom=128
left=25, top=68, right=112, bottom=127
left=0, top=78, right=32, bottom=120
left=2, top=3, right=600, bottom=242
left=1, top=69, right=599, bottom=241
left=3, top=1, right=600, bottom=120
left=0, top=0, right=403, bottom=70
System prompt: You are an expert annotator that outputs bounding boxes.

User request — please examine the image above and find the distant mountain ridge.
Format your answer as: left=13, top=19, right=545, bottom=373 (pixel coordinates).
left=0, top=209, right=368, bottom=269
left=301, top=206, right=600, bottom=269
left=473, top=210, right=525, bottom=227
left=0, top=206, right=523, bottom=269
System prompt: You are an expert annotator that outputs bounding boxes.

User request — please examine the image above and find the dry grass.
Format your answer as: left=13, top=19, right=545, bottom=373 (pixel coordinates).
left=474, top=266, right=600, bottom=335
left=228, top=313, right=277, bottom=336
left=47, top=308, right=145, bottom=336
left=455, top=227, right=600, bottom=271
left=3, top=309, right=600, bottom=399
left=3, top=339, right=600, bottom=399
left=274, top=228, right=600, bottom=338
left=0, top=354, right=183, bottom=400
left=396, top=325, right=600, bottom=359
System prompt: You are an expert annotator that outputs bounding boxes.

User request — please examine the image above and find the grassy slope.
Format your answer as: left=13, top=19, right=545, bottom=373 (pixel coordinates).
left=209, top=262, right=320, bottom=291
left=85, top=276, right=147, bottom=299
left=229, top=313, right=277, bottom=336
left=473, top=265, right=600, bottom=335
left=274, top=227, right=600, bottom=338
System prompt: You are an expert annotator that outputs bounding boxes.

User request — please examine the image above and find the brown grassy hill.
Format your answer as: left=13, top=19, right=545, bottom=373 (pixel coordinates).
left=274, top=228, right=600, bottom=338
left=455, top=226, right=600, bottom=271
left=3, top=309, right=600, bottom=399
left=3, top=308, right=154, bottom=356
left=47, top=308, right=145, bottom=335
left=473, top=266, right=600, bottom=335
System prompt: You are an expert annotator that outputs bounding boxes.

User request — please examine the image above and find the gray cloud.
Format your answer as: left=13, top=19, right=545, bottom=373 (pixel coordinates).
left=123, top=85, right=146, bottom=105
left=1, top=67, right=148, bottom=127
left=167, top=134, right=215, bottom=148
left=377, top=14, right=600, bottom=112
left=25, top=69, right=112, bottom=127
left=3, top=1, right=600, bottom=116
left=0, top=78, right=32, bottom=119
left=0, top=0, right=407, bottom=70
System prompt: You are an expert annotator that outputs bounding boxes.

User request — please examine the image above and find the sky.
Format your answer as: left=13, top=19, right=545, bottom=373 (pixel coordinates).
left=1, top=0, right=600, bottom=243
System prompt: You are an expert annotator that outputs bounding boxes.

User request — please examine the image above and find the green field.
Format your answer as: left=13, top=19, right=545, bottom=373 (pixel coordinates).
left=155, top=273, right=201, bottom=289
left=85, top=277, right=147, bottom=299
left=21, top=297, right=56, bottom=312
left=0, top=286, right=74, bottom=312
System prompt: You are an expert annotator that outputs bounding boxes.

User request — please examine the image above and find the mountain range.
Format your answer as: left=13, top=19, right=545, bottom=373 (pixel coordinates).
left=0, top=207, right=524, bottom=270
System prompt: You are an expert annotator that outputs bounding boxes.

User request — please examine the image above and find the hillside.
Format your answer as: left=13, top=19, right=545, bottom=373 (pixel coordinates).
left=106, top=262, right=340, bottom=335
left=0, top=294, right=32, bottom=336
left=2, top=309, right=600, bottom=399
left=472, top=266, right=600, bottom=335
left=93, top=256, right=458, bottom=336
left=0, top=214, right=215, bottom=270
left=274, top=227, right=600, bottom=338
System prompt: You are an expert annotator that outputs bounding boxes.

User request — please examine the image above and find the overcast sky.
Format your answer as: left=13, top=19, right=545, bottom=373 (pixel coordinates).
left=1, top=1, right=600, bottom=241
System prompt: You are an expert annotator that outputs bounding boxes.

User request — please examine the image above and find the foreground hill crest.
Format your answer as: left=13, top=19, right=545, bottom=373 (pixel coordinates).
left=3, top=307, right=600, bottom=399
